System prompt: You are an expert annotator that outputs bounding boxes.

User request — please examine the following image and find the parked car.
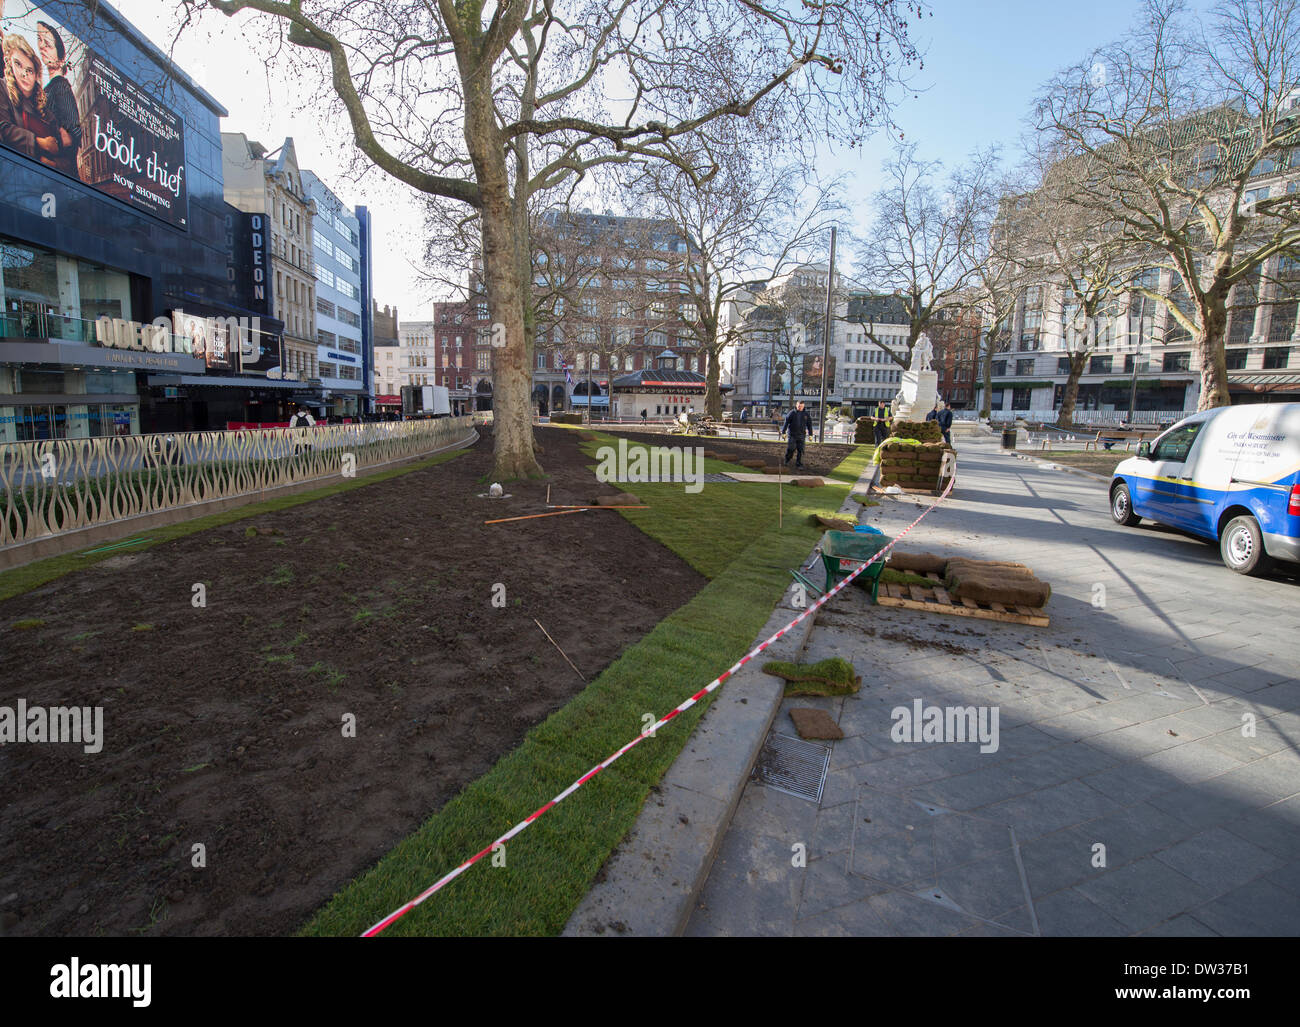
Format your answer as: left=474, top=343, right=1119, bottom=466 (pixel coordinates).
left=1109, top=402, right=1300, bottom=575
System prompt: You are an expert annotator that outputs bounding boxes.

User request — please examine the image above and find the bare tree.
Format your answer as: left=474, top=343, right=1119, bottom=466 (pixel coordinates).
left=747, top=275, right=828, bottom=410
left=1009, top=176, right=1132, bottom=426
left=845, top=143, right=1003, bottom=369
left=1033, top=0, right=1300, bottom=411
left=627, top=140, right=844, bottom=418
left=971, top=204, right=1028, bottom=419
left=180, top=0, right=919, bottom=479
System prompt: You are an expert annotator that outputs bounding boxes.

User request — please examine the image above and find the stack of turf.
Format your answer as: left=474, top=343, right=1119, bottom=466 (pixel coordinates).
left=890, top=419, right=942, bottom=443
left=855, top=417, right=875, bottom=443
left=943, top=557, right=1051, bottom=609
left=876, top=437, right=948, bottom=492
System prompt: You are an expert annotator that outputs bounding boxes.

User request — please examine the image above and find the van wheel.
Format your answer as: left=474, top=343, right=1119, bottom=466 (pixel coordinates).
left=1220, top=515, right=1274, bottom=576
left=1111, top=482, right=1141, bottom=526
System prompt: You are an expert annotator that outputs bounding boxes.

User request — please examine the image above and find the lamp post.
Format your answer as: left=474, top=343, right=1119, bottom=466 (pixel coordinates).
left=1127, top=343, right=1143, bottom=424
left=818, top=226, right=837, bottom=444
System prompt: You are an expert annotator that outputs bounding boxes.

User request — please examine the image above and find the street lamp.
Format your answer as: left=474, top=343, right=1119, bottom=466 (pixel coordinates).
left=1127, top=342, right=1145, bottom=423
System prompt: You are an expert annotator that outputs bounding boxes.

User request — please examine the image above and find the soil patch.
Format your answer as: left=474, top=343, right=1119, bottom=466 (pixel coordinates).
left=0, top=427, right=705, bottom=936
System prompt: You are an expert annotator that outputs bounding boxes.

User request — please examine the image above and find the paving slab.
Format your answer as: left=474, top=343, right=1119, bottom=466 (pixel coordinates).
left=668, top=439, right=1300, bottom=936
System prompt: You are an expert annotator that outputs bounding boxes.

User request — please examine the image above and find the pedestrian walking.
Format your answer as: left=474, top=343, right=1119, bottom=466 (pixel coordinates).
left=781, top=400, right=814, bottom=469
left=641, top=408, right=648, bottom=426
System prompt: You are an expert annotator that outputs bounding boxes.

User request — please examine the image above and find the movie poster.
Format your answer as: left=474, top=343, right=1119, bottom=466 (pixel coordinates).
left=0, top=0, right=189, bottom=228
left=802, top=352, right=836, bottom=392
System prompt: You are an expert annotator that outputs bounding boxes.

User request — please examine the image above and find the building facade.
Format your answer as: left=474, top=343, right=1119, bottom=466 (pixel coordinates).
left=222, top=134, right=318, bottom=387
left=0, top=0, right=239, bottom=440
left=529, top=210, right=697, bottom=415
left=371, top=300, right=400, bottom=411
left=982, top=135, right=1300, bottom=419
left=303, top=170, right=366, bottom=416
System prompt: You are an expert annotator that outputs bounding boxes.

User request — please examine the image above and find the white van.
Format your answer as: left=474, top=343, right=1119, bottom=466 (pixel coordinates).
left=1109, top=402, right=1300, bottom=575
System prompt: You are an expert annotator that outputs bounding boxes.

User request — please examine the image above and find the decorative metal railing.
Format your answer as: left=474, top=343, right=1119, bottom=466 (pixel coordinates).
left=0, top=417, right=475, bottom=549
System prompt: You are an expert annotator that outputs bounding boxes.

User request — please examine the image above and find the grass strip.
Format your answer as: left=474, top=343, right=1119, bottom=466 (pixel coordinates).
left=0, top=449, right=467, bottom=604
left=301, top=436, right=874, bottom=936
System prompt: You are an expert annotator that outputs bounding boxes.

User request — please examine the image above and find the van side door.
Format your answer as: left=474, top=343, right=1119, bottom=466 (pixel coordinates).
left=1141, top=421, right=1206, bottom=531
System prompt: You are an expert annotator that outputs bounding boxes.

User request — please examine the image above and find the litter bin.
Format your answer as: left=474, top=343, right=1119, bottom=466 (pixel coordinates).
left=1001, top=427, right=1017, bottom=450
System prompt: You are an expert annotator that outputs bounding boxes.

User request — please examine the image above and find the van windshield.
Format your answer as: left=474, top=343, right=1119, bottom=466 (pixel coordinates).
left=1151, top=422, right=1202, bottom=463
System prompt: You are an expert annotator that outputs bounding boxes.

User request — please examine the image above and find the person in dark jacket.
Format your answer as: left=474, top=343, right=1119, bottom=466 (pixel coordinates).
left=35, top=22, right=79, bottom=178
left=781, top=401, right=814, bottom=468
left=926, top=400, right=955, bottom=445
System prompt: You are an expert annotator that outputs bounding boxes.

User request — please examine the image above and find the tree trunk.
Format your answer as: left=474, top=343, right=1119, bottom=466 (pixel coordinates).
left=705, top=346, right=723, bottom=420
left=1194, top=295, right=1232, bottom=410
left=979, top=335, right=994, bottom=419
left=1056, top=352, right=1087, bottom=428
left=466, top=83, right=542, bottom=480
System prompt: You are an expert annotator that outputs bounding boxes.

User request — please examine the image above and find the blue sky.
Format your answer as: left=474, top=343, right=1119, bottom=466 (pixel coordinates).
left=827, top=0, right=1205, bottom=263
left=109, top=0, right=1211, bottom=312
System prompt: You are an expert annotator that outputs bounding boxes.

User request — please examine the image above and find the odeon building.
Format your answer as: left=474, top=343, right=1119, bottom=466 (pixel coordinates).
left=0, top=0, right=283, bottom=441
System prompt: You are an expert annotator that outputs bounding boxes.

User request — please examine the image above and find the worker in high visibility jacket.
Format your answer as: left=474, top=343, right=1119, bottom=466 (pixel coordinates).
left=871, top=400, right=891, bottom=445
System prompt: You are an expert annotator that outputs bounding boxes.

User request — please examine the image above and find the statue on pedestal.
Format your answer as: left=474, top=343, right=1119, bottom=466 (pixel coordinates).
left=909, top=332, right=934, bottom=373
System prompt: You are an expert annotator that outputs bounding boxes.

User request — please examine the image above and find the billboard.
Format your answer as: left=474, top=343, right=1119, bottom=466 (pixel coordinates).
left=802, top=352, right=836, bottom=392
left=1, top=0, right=188, bottom=228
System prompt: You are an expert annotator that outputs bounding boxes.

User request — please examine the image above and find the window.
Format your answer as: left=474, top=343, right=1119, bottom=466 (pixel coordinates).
left=1011, top=387, right=1032, bottom=411
left=537, top=352, right=546, bottom=369
left=1242, top=187, right=1270, bottom=212
left=1152, top=423, right=1201, bottom=462
left=992, top=360, right=1007, bottom=377
left=1016, top=358, right=1035, bottom=376
left=313, top=231, right=334, bottom=258
left=316, top=264, right=335, bottom=289
left=1269, top=301, right=1298, bottom=341
left=1264, top=346, right=1291, bottom=369
left=1162, top=351, right=1191, bottom=372
left=1089, top=355, right=1113, bottom=374
left=1057, top=357, right=1072, bottom=374
left=316, top=297, right=336, bottom=319
left=477, top=351, right=490, bottom=370
left=1224, top=348, right=1248, bottom=370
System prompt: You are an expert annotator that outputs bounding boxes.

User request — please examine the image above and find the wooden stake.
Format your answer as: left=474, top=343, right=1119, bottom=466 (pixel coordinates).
left=546, top=484, right=551, bottom=505
left=535, top=618, right=586, bottom=681
left=485, top=509, right=588, bottom=525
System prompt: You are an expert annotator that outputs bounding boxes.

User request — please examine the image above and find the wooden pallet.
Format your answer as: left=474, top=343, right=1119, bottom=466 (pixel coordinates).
left=875, top=572, right=1049, bottom=627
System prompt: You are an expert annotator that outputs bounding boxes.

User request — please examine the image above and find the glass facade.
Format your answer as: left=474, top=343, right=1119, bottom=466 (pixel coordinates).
left=0, top=0, right=232, bottom=440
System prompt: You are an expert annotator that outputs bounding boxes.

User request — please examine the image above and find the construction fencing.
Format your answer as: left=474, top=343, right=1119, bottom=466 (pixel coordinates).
left=0, top=416, right=476, bottom=549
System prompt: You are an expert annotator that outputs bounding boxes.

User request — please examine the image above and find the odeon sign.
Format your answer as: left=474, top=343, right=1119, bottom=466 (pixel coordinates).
left=94, top=314, right=262, bottom=357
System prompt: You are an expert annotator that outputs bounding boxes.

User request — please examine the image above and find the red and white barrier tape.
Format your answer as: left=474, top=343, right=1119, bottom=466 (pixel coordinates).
left=362, top=472, right=956, bottom=936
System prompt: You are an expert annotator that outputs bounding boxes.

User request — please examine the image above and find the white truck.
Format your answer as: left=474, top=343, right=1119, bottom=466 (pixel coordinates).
left=401, top=384, right=451, bottom=418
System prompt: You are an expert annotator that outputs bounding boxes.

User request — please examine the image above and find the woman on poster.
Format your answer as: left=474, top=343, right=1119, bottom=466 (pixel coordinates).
left=1, top=31, right=66, bottom=162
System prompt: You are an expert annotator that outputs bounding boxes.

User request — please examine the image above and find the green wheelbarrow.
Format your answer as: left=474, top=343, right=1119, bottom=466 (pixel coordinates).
left=820, top=530, right=892, bottom=602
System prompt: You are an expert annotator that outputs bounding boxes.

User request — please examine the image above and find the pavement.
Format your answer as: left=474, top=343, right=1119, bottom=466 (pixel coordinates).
left=572, top=432, right=1300, bottom=936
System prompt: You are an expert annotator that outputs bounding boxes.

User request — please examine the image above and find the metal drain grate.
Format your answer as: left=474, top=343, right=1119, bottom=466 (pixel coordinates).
left=751, top=732, right=832, bottom=803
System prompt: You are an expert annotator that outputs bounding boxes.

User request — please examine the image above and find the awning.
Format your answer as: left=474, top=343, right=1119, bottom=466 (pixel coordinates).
left=1228, top=371, right=1300, bottom=387
left=147, top=374, right=307, bottom=390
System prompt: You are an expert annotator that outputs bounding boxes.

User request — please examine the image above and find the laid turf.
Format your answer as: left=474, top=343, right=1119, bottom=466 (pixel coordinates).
left=301, top=435, right=874, bottom=936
